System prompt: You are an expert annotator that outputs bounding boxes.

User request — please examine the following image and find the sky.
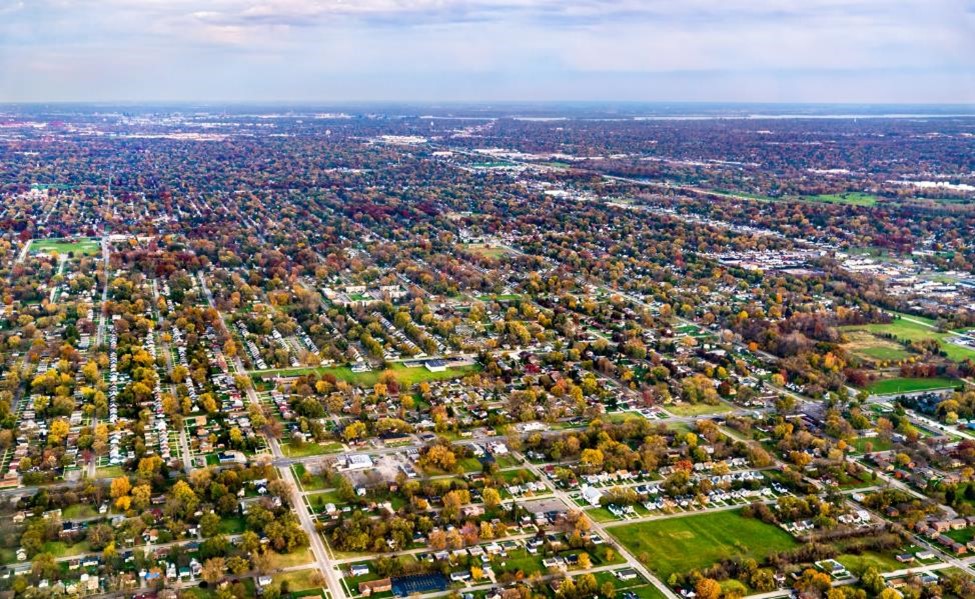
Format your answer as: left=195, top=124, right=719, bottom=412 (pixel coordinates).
left=1, top=0, right=974, bottom=104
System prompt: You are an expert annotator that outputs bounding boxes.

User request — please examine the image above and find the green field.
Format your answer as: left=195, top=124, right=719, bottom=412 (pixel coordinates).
left=463, top=243, right=511, bottom=259
left=664, top=401, right=734, bottom=417
left=293, top=464, right=331, bottom=491
left=843, top=315, right=975, bottom=363
left=272, top=568, right=323, bottom=594
left=803, top=192, right=879, bottom=207
left=836, top=551, right=903, bottom=574
left=281, top=441, right=343, bottom=458
left=29, top=237, right=101, bottom=257
left=41, top=540, right=90, bottom=558
left=253, top=362, right=481, bottom=388
left=866, top=377, right=961, bottom=395
left=608, top=510, right=797, bottom=580
left=843, top=330, right=911, bottom=362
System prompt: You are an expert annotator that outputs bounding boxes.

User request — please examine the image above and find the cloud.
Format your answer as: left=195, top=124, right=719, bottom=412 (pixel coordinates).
left=0, top=0, right=973, bottom=102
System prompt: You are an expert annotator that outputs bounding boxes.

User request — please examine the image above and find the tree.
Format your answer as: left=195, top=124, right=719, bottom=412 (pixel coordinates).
left=227, top=555, right=250, bottom=576
left=201, top=557, right=226, bottom=584
left=250, top=550, right=274, bottom=574
left=200, top=512, right=222, bottom=537
left=420, top=444, right=457, bottom=471
left=695, top=578, right=721, bottom=599
left=110, top=476, right=131, bottom=499
left=579, top=448, right=604, bottom=471
left=31, top=552, right=58, bottom=581
left=234, top=374, right=252, bottom=392
left=48, top=418, right=70, bottom=445
left=343, top=421, right=367, bottom=443
left=87, top=523, right=115, bottom=551
left=483, top=487, right=502, bottom=510
left=131, top=484, right=152, bottom=510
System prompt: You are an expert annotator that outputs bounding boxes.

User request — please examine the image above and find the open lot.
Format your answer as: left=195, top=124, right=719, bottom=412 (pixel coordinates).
left=608, top=509, right=797, bottom=581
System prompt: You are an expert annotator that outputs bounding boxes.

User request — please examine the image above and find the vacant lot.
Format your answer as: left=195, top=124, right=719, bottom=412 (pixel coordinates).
left=609, top=509, right=797, bottom=580
left=867, top=377, right=961, bottom=395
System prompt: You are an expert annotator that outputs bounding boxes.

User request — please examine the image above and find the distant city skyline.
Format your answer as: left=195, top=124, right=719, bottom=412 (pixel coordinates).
left=2, top=0, right=974, bottom=104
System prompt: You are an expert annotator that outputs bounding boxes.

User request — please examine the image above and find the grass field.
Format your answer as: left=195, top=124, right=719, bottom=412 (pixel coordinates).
left=41, top=539, right=90, bottom=558
left=273, top=568, right=323, bottom=594
left=293, top=464, right=331, bottom=491
left=843, top=330, right=911, bottom=362
left=62, top=504, right=98, bottom=519
left=867, top=377, right=961, bottom=395
left=664, top=401, right=734, bottom=417
left=803, top=192, right=879, bottom=206
left=253, top=363, right=481, bottom=388
left=29, top=237, right=101, bottom=257
left=608, top=509, right=797, bottom=580
left=843, top=315, right=975, bottom=363
left=850, top=436, right=893, bottom=453
left=836, top=551, right=903, bottom=574
left=476, top=293, right=522, bottom=301
left=462, top=243, right=511, bottom=259
left=267, top=548, right=314, bottom=569
left=94, top=465, right=125, bottom=479
left=281, top=441, right=343, bottom=458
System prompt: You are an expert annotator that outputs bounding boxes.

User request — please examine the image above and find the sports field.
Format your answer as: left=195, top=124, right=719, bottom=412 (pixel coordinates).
left=29, top=237, right=101, bottom=257
left=463, top=243, right=512, bottom=259
left=866, top=377, right=961, bottom=395
left=608, top=509, right=797, bottom=580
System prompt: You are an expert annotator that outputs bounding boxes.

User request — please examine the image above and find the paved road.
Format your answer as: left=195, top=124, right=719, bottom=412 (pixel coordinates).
left=519, top=454, right=680, bottom=599
left=198, top=272, right=348, bottom=599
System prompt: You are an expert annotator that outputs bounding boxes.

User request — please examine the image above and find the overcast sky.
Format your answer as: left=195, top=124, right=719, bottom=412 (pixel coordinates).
left=1, top=0, right=974, bottom=103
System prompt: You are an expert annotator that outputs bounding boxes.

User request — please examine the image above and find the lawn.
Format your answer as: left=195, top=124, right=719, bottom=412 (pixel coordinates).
left=844, top=315, right=975, bottom=363
left=29, top=237, right=101, bottom=257
left=608, top=509, right=797, bottom=580
left=252, top=363, right=481, bottom=389
left=867, top=377, right=961, bottom=395
left=803, top=192, right=879, bottom=206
